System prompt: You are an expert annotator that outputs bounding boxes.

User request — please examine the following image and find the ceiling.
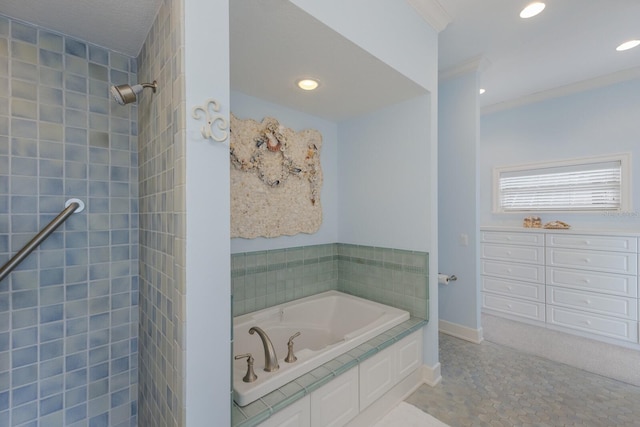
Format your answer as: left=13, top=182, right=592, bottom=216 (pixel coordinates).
left=0, top=0, right=161, bottom=58
left=438, top=0, right=640, bottom=109
left=229, top=1, right=426, bottom=121
left=1, top=0, right=639, bottom=114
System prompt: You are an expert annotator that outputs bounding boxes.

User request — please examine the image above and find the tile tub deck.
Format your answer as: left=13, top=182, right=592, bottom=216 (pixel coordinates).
left=231, top=317, right=427, bottom=427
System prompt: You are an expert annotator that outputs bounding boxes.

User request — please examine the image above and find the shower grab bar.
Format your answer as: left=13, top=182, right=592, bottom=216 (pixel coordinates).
left=0, top=199, right=84, bottom=282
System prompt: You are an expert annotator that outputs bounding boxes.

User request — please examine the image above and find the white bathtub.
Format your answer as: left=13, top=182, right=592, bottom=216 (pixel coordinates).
left=233, top=290, right=410, bottom=406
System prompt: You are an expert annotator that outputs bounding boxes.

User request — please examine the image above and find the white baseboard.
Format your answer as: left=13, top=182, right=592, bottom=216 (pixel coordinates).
left=482, top=313, right=640, bottom=387
left=421, top=362, right=442, bottom=387
left=439, top=319, right=484, bottom=343
left=346, top=362, right=443, bottom=427
left=346, top=367, right=424, bottom=427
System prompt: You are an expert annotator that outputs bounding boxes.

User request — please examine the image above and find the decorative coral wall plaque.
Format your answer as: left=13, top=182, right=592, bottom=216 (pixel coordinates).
left=230, top=114, right=323, bottom=238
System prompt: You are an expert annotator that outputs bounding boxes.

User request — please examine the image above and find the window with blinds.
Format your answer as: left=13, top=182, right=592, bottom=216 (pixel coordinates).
left=494, top=154, right=631, bottom=212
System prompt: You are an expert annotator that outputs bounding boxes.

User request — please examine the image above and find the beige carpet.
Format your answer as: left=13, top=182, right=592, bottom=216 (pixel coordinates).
left=373, top=402, right=450, bottom=427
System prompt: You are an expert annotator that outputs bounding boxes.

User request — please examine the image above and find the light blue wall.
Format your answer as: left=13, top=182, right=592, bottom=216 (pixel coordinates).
left=184, top=0, right=231, bottom=424
left=337, top=95, right=431, bottom=251
left=438, top=71, right=480, bottom=331
left=481, top=78, right=640, bottom=229
left=230, top=91, right=339, bottom=254
left=290, top=0, right=438, bottom=89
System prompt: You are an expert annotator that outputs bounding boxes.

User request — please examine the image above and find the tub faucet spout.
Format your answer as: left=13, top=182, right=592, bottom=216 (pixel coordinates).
left=249, top=327, right=279, bottom=372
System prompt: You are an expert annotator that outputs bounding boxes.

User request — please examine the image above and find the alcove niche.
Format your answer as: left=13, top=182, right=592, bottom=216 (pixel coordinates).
left=227, top=2, right=435, bottom=421
left=230, top=0, right=431, bottom=255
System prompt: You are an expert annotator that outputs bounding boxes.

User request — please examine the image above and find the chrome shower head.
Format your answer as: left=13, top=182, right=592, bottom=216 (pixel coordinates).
left=110, top=81, right=158, bottom=105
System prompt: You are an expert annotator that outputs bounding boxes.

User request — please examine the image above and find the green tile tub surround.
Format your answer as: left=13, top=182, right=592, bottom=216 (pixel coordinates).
left=231, top=243, right=429, bottom=319
left=337, top=245, right=429, bottom=319
left=230, top=244, right=429, bottom=425
left=231, top=317, right=427, bottom=427
left=231, top=244, right=340, bottom=316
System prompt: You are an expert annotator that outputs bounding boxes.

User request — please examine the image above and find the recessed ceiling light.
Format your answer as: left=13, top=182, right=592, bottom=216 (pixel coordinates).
left=297, top=79, right=319, bottom=91
left=616, top=40, right=640, bottom=52
left=520, top=2, right=545, bottom=19
left=479, top=88, right=486, bottom=95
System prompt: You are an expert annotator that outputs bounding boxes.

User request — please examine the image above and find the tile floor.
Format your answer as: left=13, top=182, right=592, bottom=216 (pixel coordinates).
left=406, top=334, right=640, bottom=427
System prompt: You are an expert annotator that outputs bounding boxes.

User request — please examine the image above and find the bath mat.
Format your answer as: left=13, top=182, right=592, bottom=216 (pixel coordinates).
left=373, top=401, right=450, bottom=427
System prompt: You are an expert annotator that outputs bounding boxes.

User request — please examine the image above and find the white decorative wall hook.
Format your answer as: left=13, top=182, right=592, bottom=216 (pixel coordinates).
left=192, top=98, right=229, bottom=143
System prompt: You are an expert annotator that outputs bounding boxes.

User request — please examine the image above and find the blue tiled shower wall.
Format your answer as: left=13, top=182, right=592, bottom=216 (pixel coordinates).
left=231, top=244, right=428, bottom=319
left=0, top=16, right=138, bottom=427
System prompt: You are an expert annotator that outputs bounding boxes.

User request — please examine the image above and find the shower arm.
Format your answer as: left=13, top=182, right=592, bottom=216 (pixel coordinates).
left=141, top=82, right=158, bottom=92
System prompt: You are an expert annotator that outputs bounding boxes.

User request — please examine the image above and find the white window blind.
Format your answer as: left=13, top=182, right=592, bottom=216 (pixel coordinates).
left=495, top=155, right=630, bottom=212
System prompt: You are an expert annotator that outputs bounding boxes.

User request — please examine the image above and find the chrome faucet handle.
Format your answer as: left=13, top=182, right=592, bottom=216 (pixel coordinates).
left=285, top=332, right=301, bottom=363
left=235, top=353, right=258, bottom=383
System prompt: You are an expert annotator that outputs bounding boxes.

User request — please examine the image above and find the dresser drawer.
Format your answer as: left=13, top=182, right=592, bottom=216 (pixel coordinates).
left=546, top=234, right=637, bottom=253
left=481, top=231, right=543, bottom=246
left=547, top=286, right=637, bottom=320
left=482, top=293, right=545, bottom=322
left=547, top=267, right=638, bottom=297
left=546, top=248, right=637, bottom=275
left=547, top=306, right=638, bottom=342
left=482, top=277, right=545, bottom=302
left=481, top=243, right=544, bottom=264
left=481, top=260, right=545, bottom=283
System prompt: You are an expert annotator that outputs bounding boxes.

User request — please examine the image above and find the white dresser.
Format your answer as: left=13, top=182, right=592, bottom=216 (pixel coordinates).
left=481, top=227, right=640, bottom=347
left=481, top=230, right=546, bottom=322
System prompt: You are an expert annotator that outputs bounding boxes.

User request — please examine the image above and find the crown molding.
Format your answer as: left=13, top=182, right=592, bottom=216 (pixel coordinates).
left=439, top=56, right=491, bottom=82
left=481, top=66, right=640, bottom=115
left=406, top=0, right=452, bottom=32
